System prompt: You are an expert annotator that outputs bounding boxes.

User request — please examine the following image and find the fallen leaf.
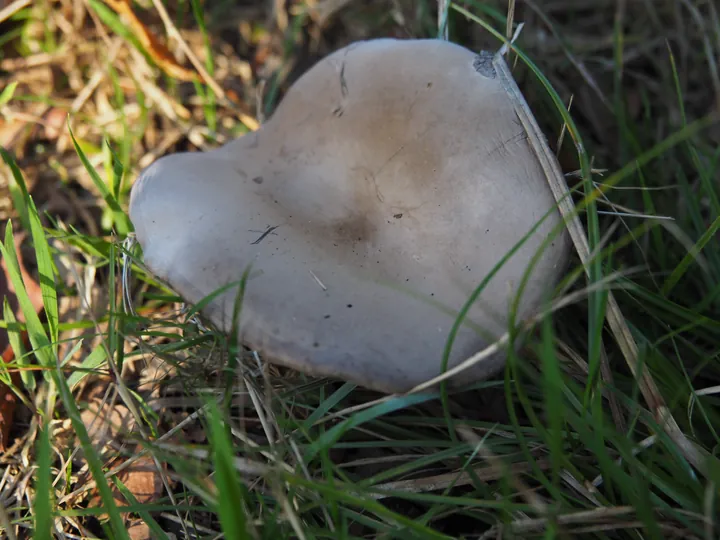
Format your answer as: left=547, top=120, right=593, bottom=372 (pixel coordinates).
left=127, top=520, right=152, bottom=540
left=80, top=397, right=135, bottom=451
left=0, top=230, right=44, bottom=451
left=103, top=0, right=198, bottom=82
left=115, top=454, right=164, bottom=506
left=86, top=451, right=167, bottom=528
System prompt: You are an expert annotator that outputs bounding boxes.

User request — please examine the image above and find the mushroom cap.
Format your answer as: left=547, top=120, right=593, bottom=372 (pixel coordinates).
left=129, top=38, right=571, bottom=394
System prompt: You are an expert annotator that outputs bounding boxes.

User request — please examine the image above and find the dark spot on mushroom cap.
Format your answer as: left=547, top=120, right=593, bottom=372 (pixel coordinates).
left=473, top=51, right=496, bottom=78
left=393, top=213, right=403, bottom=219
left=252, top=176, right=264, bottom=184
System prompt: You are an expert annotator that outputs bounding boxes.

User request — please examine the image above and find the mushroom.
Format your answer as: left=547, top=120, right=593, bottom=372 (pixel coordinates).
left=129, top=38, right=571, bottom=394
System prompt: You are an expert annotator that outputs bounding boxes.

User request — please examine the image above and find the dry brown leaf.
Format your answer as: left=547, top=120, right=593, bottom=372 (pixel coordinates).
left=0, top=231, right=44, bottom=451
left=80, top=397, right=135, bottom=451
left=114, top=454, right=165, bottom=506
left=87, top=452, right=166, bottom=529
left=127, top=520, right=152, bottom=540
left=104, top=0, right=197, bottom=82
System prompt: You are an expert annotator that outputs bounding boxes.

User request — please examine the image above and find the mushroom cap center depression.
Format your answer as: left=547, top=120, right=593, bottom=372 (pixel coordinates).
left=129, top=38, right=571, bottom=393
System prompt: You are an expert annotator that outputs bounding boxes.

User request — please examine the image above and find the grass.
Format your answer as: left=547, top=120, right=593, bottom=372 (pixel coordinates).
left=0, top=0, right=719, bottom=538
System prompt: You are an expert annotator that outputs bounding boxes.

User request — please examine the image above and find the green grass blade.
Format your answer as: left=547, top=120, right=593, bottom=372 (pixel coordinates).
left=662, top=215, right=720, bottom=296
left=0, top=148, right=59, bottom=351
left=539, top=314, right=564, bottom=490
left=206, top=400, right=251, bottom=540
left=304, top=393, right=438, bottom=463
left=67, top=120, right=132, bottom=235
left=27, top=199, right=59, bottom=350
left=0, top=222, right=54, bottom=369
left=302, top=382, right=356, bottom=430
left=0, top=81, right=18, bottom=106
left=52, top=356, right=130, bottom=539
left=67, top=343, right=108, bottom=391
left=34, top=419, right=53, bottom=540
left=3, top=296, right=34, bottom=390
left=112, top=476, right=170, bottom=540
left=0, top=147, right=31, bottom=236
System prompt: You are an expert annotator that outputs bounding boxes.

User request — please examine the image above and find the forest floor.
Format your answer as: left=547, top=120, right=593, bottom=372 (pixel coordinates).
left=0, top=0, right=719, bottom=538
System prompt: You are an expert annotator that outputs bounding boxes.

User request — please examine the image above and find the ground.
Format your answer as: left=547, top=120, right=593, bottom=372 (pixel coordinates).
left=0, top=0, right=719, bottom=538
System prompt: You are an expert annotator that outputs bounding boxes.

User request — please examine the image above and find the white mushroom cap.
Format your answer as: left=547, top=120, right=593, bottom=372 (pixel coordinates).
left=129, top=38, right=571, bottom=394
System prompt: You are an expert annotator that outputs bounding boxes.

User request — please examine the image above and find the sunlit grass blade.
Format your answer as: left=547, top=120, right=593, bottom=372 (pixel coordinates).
left=0, top=222, right=53, bottom=370
left=67, top=120, right=132, bottom=235
left=3, top=296, right=34, bottom=390
left=52, top=355, right=130, bottom=539
left=0, top=148, right=59, bottom=352
left=206, top=400, right=251, bottom=540
left=33, top=419, right=53, bottom=540
left=0, top=81, right=18, bottom=106
left=0, top=147, right=31, bottom=235
left=66, top=343, right=108, bottom=391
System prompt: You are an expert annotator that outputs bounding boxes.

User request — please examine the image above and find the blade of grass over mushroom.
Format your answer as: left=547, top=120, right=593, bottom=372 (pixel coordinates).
left=437, top=200, right=568, bottom=442
left=222, top=268, right=252, bottom=410
left=181, top=278, right=250, bottom=322
left=67, top=121, right=132, bottom=235
left=205, top=399, right=252, bottom=540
